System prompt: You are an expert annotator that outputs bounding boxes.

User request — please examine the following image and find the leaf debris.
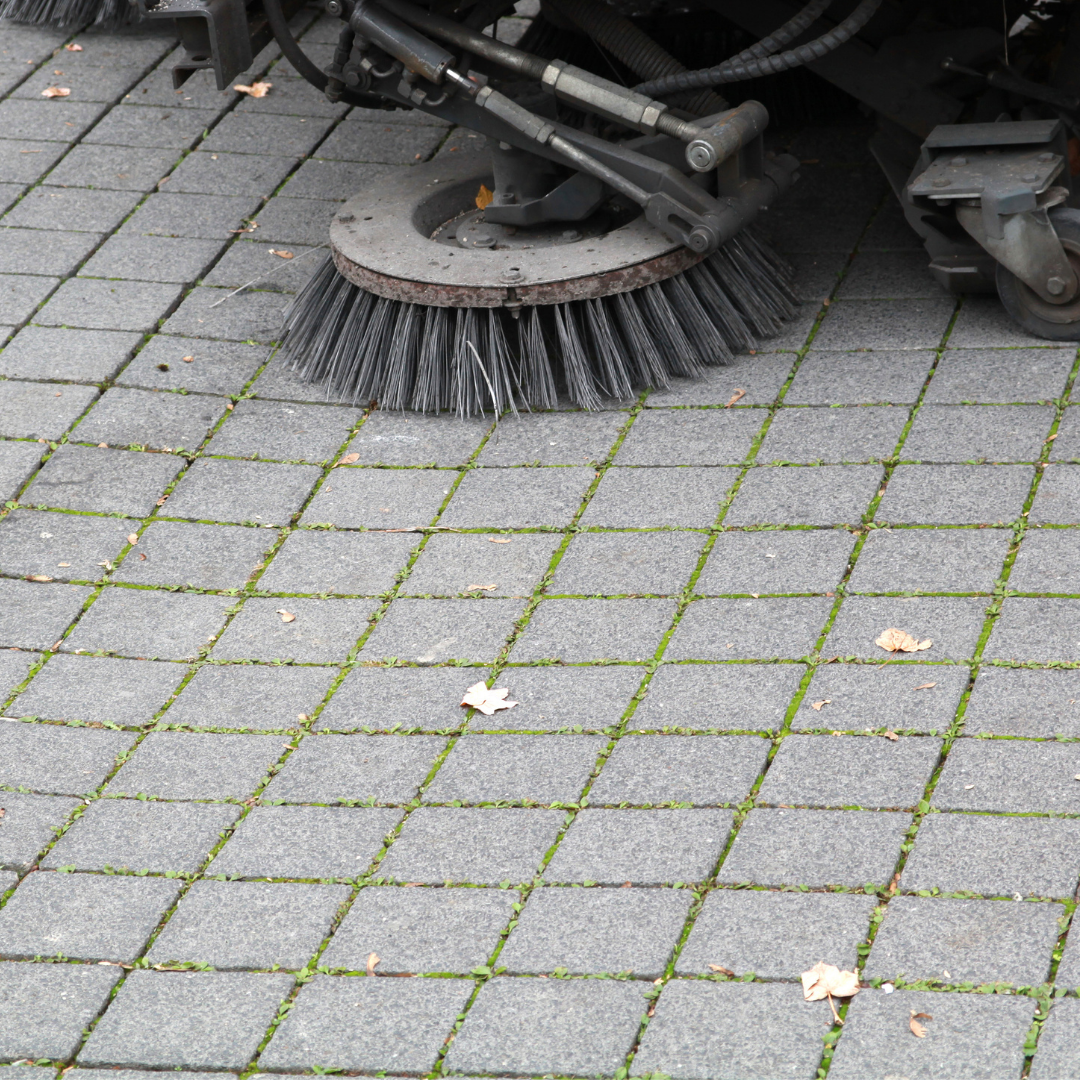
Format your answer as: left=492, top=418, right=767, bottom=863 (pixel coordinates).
left=65, top=42, right=83, bottom=50
left=881, top=730, right=899, bottom=741
left=724, top=388, right=746, bottom=408
left=335, top=453, right=360, bottom=467
left=810, top=699, right=831, bottom=711
left=234, top=80, right=271, bottom=97
left=475, top=184, right=494, bottom=210
left=913, top=682, right=936, bottom=690
left=269, top=249, right=294, bottom=258
left=276, top=609, right=296, bottom=623
left=909, top=1010, right=932, bottom=1038
left=708, top=964, right=735, bottom=976
left=487, top=537, right=512, bottom=543
left=461, top=680, right=517, bottom=715
left=127, top=533, right=139, bottom=545
left=366, top=952, right=380, bottom=976
left=466, top=583, right=497, bottom=592
left=801, top=962, right=860, bottom=1023
left=41, top=86, right=70, bottom=97
left=875, top=628, right=932, bottom=653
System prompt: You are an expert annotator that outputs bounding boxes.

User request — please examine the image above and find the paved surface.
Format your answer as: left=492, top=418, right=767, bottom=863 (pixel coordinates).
left=2, top=8, right=1080, bottom=1080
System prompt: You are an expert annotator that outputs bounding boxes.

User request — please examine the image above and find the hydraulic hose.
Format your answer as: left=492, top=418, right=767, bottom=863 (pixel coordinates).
left=729, top=0, right=834, bottom=64
left=634, top=0, right=882, bottom=99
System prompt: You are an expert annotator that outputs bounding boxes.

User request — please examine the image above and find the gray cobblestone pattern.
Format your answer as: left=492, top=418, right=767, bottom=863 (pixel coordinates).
left=0, top=8, right=1078, bottom=1079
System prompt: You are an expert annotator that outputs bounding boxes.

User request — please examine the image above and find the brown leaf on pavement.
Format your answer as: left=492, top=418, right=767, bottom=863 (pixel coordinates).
left=875, top=628, right=932, bottom=653
left=881, top=730, right=899, bottom=741
left=475, top=184, right=494, bottom=210
left=801, top=961, right=860, bottom=1022
left=909, top=1011, right=932, bottom=1038
left=269, top=249, right=294, bottom=258
left=708, top=965, right=735, bottom=976
left=461, top=680, right=517, bottom=715
left=366, top=952, right=380, bottom=976
left=127, top=534, right=139, bottom=545
left=466, top=583, right=497, bottom=592
left=335, top=453, right=360, bottom=467
left=276, top=609, right=296, bottom=623
left=487, top=537, right=512, bottom=543
left=913, top=682, right=937, bottom=690
left=65, top=42, right=83, bottom=50
left=810, top=699, right=831, bottom=711
left=41, top=86, right=70, bottom=97
left=27, top=575, right=53, bottom=582
left=234, top=81, right=271, bottom=97
left=182, top=355, right=194, bottom=363
left=724, top=388, right=746, bottom=408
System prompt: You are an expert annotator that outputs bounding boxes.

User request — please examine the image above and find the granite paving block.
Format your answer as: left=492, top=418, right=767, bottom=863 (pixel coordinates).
left=718, top=808, right=911, bottom=888
left=499, top=885, right=690, bottom=976
left=35, top=278, right=182, bottom=333
left=0, top=963, right=120, bottom=1062
left=0, top=381, right=96, bottom=440
left=903, top=404, right=1053, bottom=463
left=697, top=528, right=855, bottom=594
left=0, top=140, right=68, bottom=184
left=202, top=240, right=322, bottom=292
left=550, top=530, right=703, bottom=596
left=677, top=888, right=877, bottom=978
left=511, top=598, right=675, bottom=662
left=238, top=195, right=335, bottom=246
left=404, top=531, right=557, bottom=598
left=725, top=464, right=883, bottom=526
left=926, top=348, right=1074, bottom=404
left=812, top=297, right=956, bottom=350
left=0, top=721, right=135, bottom=796
left=0, top=873, right=15, bottom=896
left=117, top=337, right=268, bottom=395
left=0, top=579, right=89, bottom=650
left=849, top=527, right=1008, bottom=593
left=0, top=326, right=141, bottom=382
left=62, top=588, right=231, bottom=661
left=644, top=354, right=794, bottom=407
left=0, top=185, right=23, bottom=216
left=865, top=895, right=1062, bottom=985
left=301, top=466, right=452, bottom=528
left=73, top=386, right=225, bottom=450
left=0, top=273, right=59, bottom=325
left=234, top=75, right=347, bottom=118
left=0, top=228, right=101, bottom=281
left=0, top=440, right=42, bottom=502
left=0, top=99, right=107, bottom=142
left=281, top=158, right=394, bottom=201
left=580, top=466, right=739, bottom=527
left=159, top=285, right=287, bottom=344
left=377, top=806, right=563, bottom=884
left=121, top=191, right=262, bottom=241
left=478, top=410, right=626, bottom=466
left=344, top=412, right=488, bottom=467
left=963, top=666, right=1080, bottom=737
left=320, top=885, right=515, bottom=973
left=3, top=185, right=141, bottom=233
left=1009, top=527, right=1080, bottom=592
left=545, top=808, right=732, bottom=884
left=314, top=665, right=471, bottom=732
left=440, top=466, right=594, bottom=528
left=82, top=104, right=218, bottom=149
left=829, top=990, right=1035, bottom=1080
left=45, top=143, right=181, bottom=193
left=201, top=113, right=335, bottom=159
left=207, top=805, right=402, bottom=879
left=632, top=981, right=834, bottom=1080
left=986, top=597, right=1080, bottom=662
left=0, top=792, right=80, bottom=872
left=167, top=150, right=298, bottom=197
left=423, top=733, right=603, bottom=805
left=823, top=595, right=987, bottom=661
left=314, top=119, right=446, bottom=163
left=0, top=649, right=34, bottom=700
left=837, top=249, right=941, bottom=298
left=7, top=654, right=184, bottom=727
left=0, top=871, right=178, bottom=961
left=0, top=507, right=130, bottom=581
left=41, top=799, right=241, bottom=873
left=877, top=464, right=1033, bottom=524
left=1032, top=1000, right=1080, bottom=1079
left=206, top=398, right=360, bottom=463
left=1031, top=464, right=1080, bottom=523
left=125, top=63, right=235, bottom=109
left=667, top=596, right=832, bottom=660
left=616, top=408, right=762, bottom=466
left=260, top=975, right=472, bottom=1074
left=933, top=738, right=1080, bottom=814
left=248, top=354, right=351, bottom=404
left=760, top=406, right=908, bottom=464
left=147, top=879, right=348, bottom=969
left=949, top=295, right=1056, bottom=347
left=78, top=970, right=292, bottom=1070
left=81, top=234, right=223, bottom=284
left=1051, top=405, right=1080, bottom=462
left=361, top=597, right=523, bottom=663
left=588, top=734, right=768, bottom=806
left=444, top=978, right=647, bottom=1078
left=165, top=458, right=320, bottom=526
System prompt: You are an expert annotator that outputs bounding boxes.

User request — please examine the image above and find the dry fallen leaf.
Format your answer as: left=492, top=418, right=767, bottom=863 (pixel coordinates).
left=708, top=964, right=735, bottom=976
left=801, top=961, right=860, bottom=1022
left=269, top=248, right=294, bottom=258
left=875, top=628, right=932, bottom=653
left=234, top=80, right=271, bottom=97
left=909, top=1010, right=932, bottom=1038
left=475, top=183, right=494, bottom=210
left=65, top=42, right=83, bottom=50
left=27, top=574, right=53, bottom=582
left=57, top=562, right=71, bottom=567
left=366, top=952, right=380, bottom=976
left=467, top=583, right=497, bottom=592
left=127, top=533, right=139, bottom=545
left=335, top=452, right=360, bottom=467
left=487, top=537, right=512, bottom=544
left=810, top=699, right=831, bottom=711
left=41, top=86, right=70, bottom=97
left=276, top=609, right=296, bottom=623
left=182, top=355, right=194, bottom=363
left=913, top=682, right=936, bottom=690
left=724, top=388, right=746, bottom=408
left=882, top=730, right=899, bottom=741
left=461, top=680, right=517, bottom=715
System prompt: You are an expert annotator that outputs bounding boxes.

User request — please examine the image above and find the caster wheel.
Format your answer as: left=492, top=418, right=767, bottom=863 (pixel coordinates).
left=996, top=207, right=1080, bottom=341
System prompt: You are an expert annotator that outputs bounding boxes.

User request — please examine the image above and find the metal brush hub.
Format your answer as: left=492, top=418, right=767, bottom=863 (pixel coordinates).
left=329, top=152, right=705, bottom=308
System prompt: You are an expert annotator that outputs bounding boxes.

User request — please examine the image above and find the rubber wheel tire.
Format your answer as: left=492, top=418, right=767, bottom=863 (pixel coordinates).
left=996, top=206, right=1080, bottom=341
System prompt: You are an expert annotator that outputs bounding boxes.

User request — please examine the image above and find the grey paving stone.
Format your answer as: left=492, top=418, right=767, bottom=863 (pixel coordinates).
left=158, top=284, right=286, bottom=343
left=117, top=337, right=268, bottom=395
left=1054, top=933, right=1080, bottom=990
left=125, top=63, right=235, bottom=109
left=760, top=406, right=908, bottom=464
left=35, top=278, right=183, bottom=333
left=314, top=119, right=446, bottom=163
left=207, top=805, right=402, bottom=879
left=580, top=466, right=740, bottom=527
left=676, top=888, right=877, bottom=978
left=725, top=464, right=883, bottom=526
left=0, top=507, right=130, bottom=581
left=45, top=143, right=181, bottom=192
left=1032, top=1000, right=1080, bottom=1079
left=251, top=353, right=356, bottom=403
left=424, top=733, right=603, bottom=805
left=121, top=191, right=262, bottom=242
left=106, top=730, right=283, bottom=799
left=240, top=195, right=334, bottom=246
left=82, top=104, right=219, bottom=149
left=280, top=157, right=394, bottom=201
left=0, top=440, right=42, bottom=502
left=114, top=520, right=273, bottom=589
left=550, top=530, right=704, bottom=596
left=163, top=663, right=334, bottom=731
left=0, top=873, right=14, bottom=896
left=41, top=798, right=241, bottom=873
left=260, top=974, right=472, bottom=1074
left=0, top=326, right=140, bottom=383
left=404, top=531, right=557, bottom=598
left=631, top=980, right=834, bottom=1080
left=201, top=113, right=335, bottom=159
left=510, top=598, right=676, bottom=662
left=2, top=185, right=141, bottom=233
left=950, top=295, right=1056, bottom=348
left=829, top=990, right=1035, bottom=1080
left=62, top=588, right=232, bottom=661
left=697, top=528, right=855, bottom=595
left=643, top=354, right=794, bottom=407
left=0, top=140, right=68, bottom=184
left=0, top=871, right=178, bottom=961
left=986, top=597, right=1080, bottom=662
left=0, top=185, right=23, bottom=216
left=589, top=734, right=767, bottom=806
left=81, top=233, right=223, bottom=284
left=73, top=386, right=225, bottom=450
left=1050, top=405, right=1080, bottom=462
left=498, top=885, right=691, bottom=976
left=0, top=273, right=59, bottom=325
left=963, top=666, right=1080, bottom=738
left=667, top=596, right=832, bottom=661
left=632, top=662, right=805, bottom=733
left=793, top=662, right=966, bottom=733
left=377, top=806, right=563, bottom=885
left=812, top=297, right=956, bottom=350
left=0, top=792, right=80, bottom=871
left=234, top=75, right=346, bottom=119
left=824, top=595, right=987, bottom=661
left=866, top=895, right=1062, bottom=985
left=0, top=962, right=120, bottom=1063
left=903, top=404, right=1054, bottom=463
left=7, top=654, right=184, bottom=727
left=0, top=228, right=102, bottom=278
left=933, top=738, right=1080, bottom=814
left=206, top=398, right=360, bottom=463
left=78, top=969, right=292, bottom=1070
left=926, top=348, right=1074, bottom=404
left=165, top=458, right=320, bottom=526
left=0, top=579, right=89, bottom=650
left=445, top=977, right=647, bottom=1078
left=616, top=408, right=762, bottom=466
left=850, top=527, right=1008, bottom=594
left=478, top=410, right=626, bottom=466
left=545, top=808, right=732, bottom=885
left=300, top=466, right=453, bottom=528
left=66, top=1071, right=222, bottom=1080
left=877, top=463, right=1033, bottom=525
left=0, top=649, right=34, bottom=700
left=1030, top=464, right=1080, bottom=524
left=440, top=466, right=594, bottom=528
left=314, top=665, right=470, bottom=733
left=0, top=99, right=107, bottom=142
left=1008, top=527, right=1080, bottom=592
left=837, top=249, right=941, bottom=299
left=361, top=597, right=523, bottom=664
left=167, top=150, right=298, bottom=197
left=147, top=879, right=349, bottom=969
left=718, top=808, right=911, bottom=888
left=0, top=381, right=96, bottom=441
left=202, top=241, right=323, bottom=296
left=320, top=885, right=515, bottom=973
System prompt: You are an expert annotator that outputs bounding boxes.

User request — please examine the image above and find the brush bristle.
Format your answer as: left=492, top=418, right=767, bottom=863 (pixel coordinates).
left=282, top=231, right=797, bottom=416
left=0, top=0, right=132, bottom=27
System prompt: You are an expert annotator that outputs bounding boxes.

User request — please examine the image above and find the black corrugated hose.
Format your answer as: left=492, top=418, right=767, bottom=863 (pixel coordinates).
left=730, top=0, right=834, bottom=63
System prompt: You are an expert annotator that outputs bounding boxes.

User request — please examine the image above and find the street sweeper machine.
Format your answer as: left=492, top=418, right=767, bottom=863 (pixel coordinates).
left=10, top=0, right=1080, bottom=412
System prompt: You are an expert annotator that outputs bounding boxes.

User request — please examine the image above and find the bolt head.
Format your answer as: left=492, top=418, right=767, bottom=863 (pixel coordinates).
left=686, top=144, right=715, bottom=172
left=1047, top=276, right=1067, bottom=296
left=931, top=177, right=951, bottom=188
left=687, top=226, right=711, bottom=253
left=326, top=0, right=342, bottom=13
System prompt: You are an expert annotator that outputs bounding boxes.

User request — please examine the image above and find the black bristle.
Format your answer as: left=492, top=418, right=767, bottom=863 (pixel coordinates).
left=0, top=0, right=131, bottom=26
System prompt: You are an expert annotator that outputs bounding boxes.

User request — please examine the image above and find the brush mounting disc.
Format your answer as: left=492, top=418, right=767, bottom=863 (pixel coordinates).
left=329, top=153, right=704, bottom=308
